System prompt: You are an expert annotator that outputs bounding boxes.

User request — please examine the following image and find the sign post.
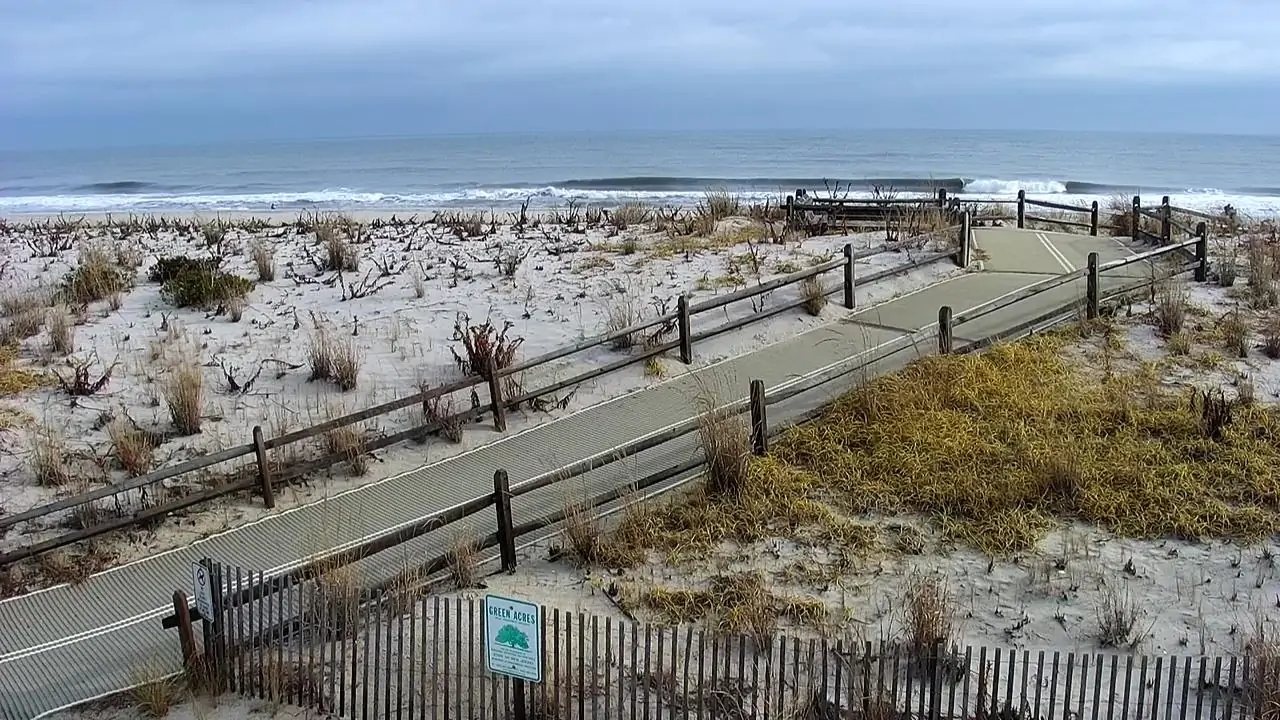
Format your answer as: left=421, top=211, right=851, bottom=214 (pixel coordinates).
left=485, top=594, right=542, bottom=720
left=191, top=561, right=214, bottom=621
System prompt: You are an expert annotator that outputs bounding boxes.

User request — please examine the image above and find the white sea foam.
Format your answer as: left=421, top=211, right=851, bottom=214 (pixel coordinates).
left=1, top=184, right=1278, bottom=217
left=962, top=178, right=1070, bottom=195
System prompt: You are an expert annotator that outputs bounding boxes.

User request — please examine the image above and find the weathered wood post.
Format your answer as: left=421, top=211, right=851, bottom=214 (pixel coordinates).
left=1161, top=195, right=1172, bottom=245
left=785, top=195, right=794, bottom=226
left=492, top=470, right=517, bottom=573
left=1131, top=195, right=1142, bottom=243
left=485, top=357, right=506, bottom=432
left=955, top=211, right=971, bottom=268
left=677, top=294, right=692, bottom=364
left=514, top=681, right=528, bottom=720
left=938, top=306, right=953, bottom=354
left=252, top=426, right=274, bottom=509
left=749, top=379, right=768, bottom=456
left=843, top=243, right=855, bottom=309
left=208, top=561, right=225, bottom=689
left=1090, top=201, right=1100, bottom=237
left=173, top=590, right=198, bottom=672
left=1016, top=190, right=1026, bottom=229
left=1086, top=252, right=1100, bottom=320
left=1195, top=221, right=1209, bottom=282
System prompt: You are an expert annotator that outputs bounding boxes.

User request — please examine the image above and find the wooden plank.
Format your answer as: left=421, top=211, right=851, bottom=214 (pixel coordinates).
left=1062, top=653, right=1075, bottom=720
left=431, top=597, right=441, bottom=720
left=408, top=596, right=418, bottom=720
left=604, top=617, right=613, bottom=720
left=397, top=598, right=406, bottom=720
left=576, top=609, right=586, bottom=717
left=593, top=616, right=602, bottom=720
left=267, top=374, right=482, bottom=450
left=466, top=599, right=475, bottom=720
left=1025, top=198, right=1094, bottom=213
left=276, top=573, right=286, bottom=702
left=501, top=310, right=678, bottom=378
left=339, top=583, right=350, bottom=715
left=0, top=475, right=256, bottom=566
left=0, top=445, right=255, bottom=532
left=687, top=255, right=845, bottom=315
left=630, top=622, right=639, bottom=720
left=1025, top=214, right=1094, bottom=230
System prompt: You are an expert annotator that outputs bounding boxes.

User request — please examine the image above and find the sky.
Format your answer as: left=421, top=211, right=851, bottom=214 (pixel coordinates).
left=2, top=0, right=1279, bottom=149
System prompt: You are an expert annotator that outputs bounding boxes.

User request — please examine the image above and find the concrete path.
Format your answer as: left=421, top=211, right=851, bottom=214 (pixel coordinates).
left=0, top=229, right=1153, bottom=719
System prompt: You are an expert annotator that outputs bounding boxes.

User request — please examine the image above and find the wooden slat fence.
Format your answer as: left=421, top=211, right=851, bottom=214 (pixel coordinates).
left=186, top=563, right=1274, bottom=720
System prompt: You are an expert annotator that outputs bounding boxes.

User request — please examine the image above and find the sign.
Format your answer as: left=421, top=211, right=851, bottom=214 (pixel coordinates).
left=191, top=561, right=214, bottom=620
left=484, top=594, right=542, bottom=683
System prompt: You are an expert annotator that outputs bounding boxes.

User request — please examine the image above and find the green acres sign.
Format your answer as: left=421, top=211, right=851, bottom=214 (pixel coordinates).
left=484, top=595, right=543, bottom=683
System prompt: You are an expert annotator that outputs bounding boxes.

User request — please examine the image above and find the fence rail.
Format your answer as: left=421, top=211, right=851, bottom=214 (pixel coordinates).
left=180, top=567, right=1273, bottom=720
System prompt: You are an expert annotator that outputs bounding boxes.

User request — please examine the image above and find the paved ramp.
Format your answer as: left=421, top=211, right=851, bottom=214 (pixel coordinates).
left=0, top=228, right=1163, bottom=719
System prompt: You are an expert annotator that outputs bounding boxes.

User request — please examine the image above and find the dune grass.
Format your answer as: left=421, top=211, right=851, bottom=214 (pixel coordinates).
left=605, top=334, right=1280, bottom=562
left=767, top=335, right=1280, bottom=554
left=0, top=343, right=53, bottom=396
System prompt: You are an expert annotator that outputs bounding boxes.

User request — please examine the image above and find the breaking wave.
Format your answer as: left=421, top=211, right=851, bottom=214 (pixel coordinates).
left=2, top=176, right=1278, bottom=217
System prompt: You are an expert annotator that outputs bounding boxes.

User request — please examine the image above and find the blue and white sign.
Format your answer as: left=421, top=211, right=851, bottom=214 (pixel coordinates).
left=484, top=594, right=542, bottom=683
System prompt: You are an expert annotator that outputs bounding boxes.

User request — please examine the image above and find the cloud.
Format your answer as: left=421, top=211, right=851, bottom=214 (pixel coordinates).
left=2, top=0, right=1278, bottom=140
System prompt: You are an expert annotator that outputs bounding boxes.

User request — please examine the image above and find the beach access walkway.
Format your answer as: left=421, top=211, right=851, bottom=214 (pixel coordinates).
left=0, top=228, right=1151, bottom=720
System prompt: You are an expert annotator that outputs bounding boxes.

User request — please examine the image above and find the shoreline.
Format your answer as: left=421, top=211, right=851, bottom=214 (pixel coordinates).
left=0, top=190, right=1271, bottom=223
left=0, top=197, right=1261, bottom=225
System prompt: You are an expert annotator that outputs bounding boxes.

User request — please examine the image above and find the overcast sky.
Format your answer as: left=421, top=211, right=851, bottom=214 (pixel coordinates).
left=3, top=0, right=1278, bottom=149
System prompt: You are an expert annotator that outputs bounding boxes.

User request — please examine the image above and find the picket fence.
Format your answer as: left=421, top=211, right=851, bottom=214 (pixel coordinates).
left=175, top=563, right=1276, bottom=720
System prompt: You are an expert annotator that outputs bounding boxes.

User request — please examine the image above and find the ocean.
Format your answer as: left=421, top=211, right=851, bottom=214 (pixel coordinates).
left=2, top=129, right=1279, bottom=216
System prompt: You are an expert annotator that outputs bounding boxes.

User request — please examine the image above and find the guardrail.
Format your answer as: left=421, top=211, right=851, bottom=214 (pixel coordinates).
left=0, top=222, right=973, bottom=568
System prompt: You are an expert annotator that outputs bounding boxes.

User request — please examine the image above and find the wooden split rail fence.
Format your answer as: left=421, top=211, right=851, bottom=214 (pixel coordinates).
left=159, top=220, right=1218, bottom=718
left=0, top=221, right=974, bottom=567
left=785, top=189, right=1229, bottom=253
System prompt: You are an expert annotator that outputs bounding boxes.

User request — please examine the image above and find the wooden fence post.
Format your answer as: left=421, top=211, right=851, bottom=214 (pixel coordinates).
left=485, top=357, right=506, bottom=432
left=1090, top=201, right=1099, bottom=236
left=955, top=211, right=971, bottom=268
left=1195, top=222, right=1209, bottom=282
left=938, top=306, right=953, bottom=354
left=1161, top=195, right=1172, bottom=245
left=513, top=679, right=528, bottom=720
left=785, top=195, right=793, bottom=225
left=208, top=562, right=225, bottom=690
left=749, top=379, right=768, bottom=456
left=252, top=426, right=274, bottom=509
left=173, top=590, right=197, bottom=671
left=492, top=470, right=517, bottom=573
left=1131, top=195, right=1142, bottom=243
left=1016, top=190, right=1026, bottom=229
left=843, top=243, right=855, bottom=309
left=1086, top=252, right=1100, bottom=320
left=677, top=294, right=692, bottom=364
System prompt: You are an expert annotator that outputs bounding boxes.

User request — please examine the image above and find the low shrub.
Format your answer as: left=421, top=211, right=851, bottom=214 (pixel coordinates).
left=154, top=256, right=253, bottom=309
